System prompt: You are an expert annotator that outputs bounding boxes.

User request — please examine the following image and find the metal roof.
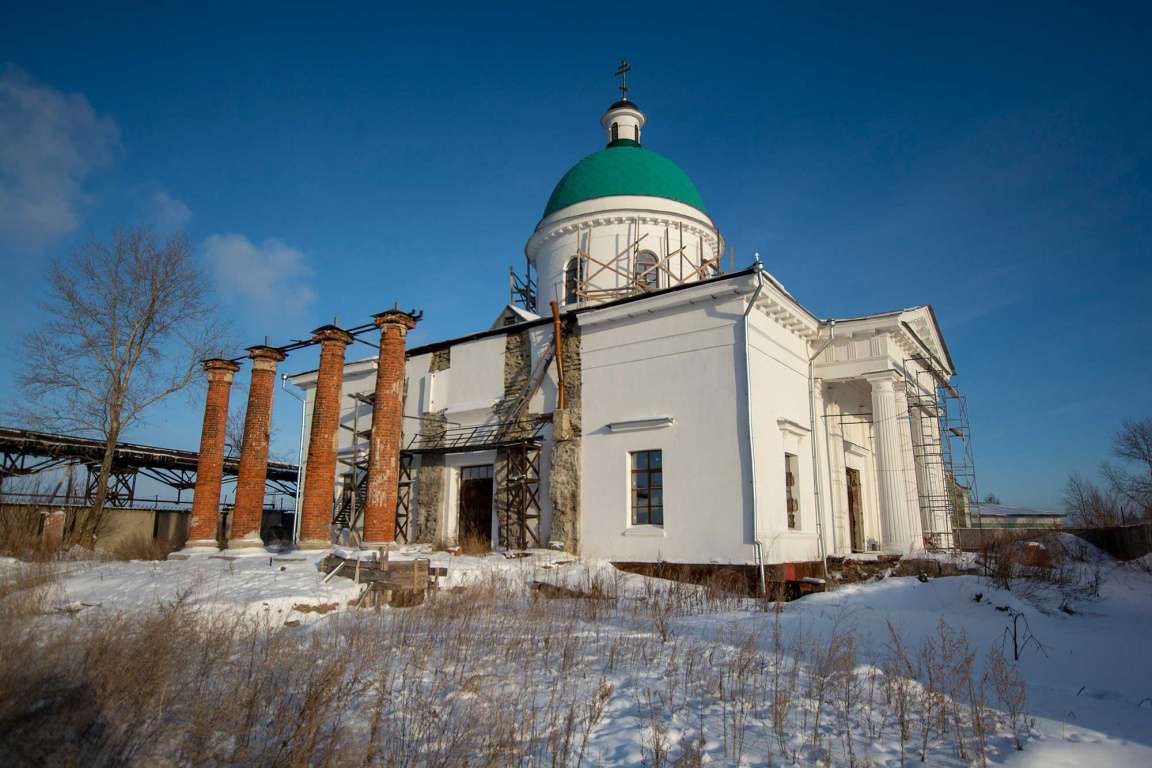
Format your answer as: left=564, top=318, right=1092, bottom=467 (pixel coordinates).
left=542, top=144, right=706, bottom=218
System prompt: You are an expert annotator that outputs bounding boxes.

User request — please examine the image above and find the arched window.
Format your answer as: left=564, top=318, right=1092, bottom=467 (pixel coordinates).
left=633, top=124, right=640, bottom=142
left=634, top=250, right=659, bottom=292
left=564, top=257, right=583, bottom=304
left=611, top=122, right=619, bottom=142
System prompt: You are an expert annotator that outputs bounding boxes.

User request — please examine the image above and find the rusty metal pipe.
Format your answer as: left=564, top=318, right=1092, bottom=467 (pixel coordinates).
left=550, top=301, right=565, bottom=411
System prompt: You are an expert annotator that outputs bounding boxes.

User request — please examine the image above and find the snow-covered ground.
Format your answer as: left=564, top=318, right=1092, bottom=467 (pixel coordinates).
left=5, top=543, right=1151, bottom=766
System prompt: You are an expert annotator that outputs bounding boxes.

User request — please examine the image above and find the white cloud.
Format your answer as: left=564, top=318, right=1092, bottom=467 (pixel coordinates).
left=132, top=183, right=192, bottom=229
left=0, top=63, right=120, bottom=250
left=203, top=233, right=316, bottom=315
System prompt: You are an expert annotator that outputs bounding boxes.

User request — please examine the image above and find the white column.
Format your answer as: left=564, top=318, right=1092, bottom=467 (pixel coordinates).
left=894, top=385, right=924, bottom=548
left=866, top=372, right=914, bottom=553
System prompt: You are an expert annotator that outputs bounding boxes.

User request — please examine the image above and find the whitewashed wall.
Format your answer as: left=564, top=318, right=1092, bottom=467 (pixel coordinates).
left=745, top=307, right=825, bottom=566
left=578, top=291, right=748, bottom=563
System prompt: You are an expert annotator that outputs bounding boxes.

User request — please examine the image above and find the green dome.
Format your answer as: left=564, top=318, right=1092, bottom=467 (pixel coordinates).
left=542, top=141, right=707, bottom=219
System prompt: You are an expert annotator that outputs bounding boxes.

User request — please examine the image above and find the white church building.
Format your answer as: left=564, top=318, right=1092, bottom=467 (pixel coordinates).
left=289, top=90, right=963, bottom=581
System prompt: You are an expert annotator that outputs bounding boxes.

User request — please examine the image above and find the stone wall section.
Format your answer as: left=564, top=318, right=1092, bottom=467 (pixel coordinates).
left=493, top=329, right=531, bottom=427
left=429, top=348, right=451, bottom=373
left=549, top=318, right=582, bottom=552
left=492, top=330, right=533, bottom=545
left=413, top=409, right=447, bottom=544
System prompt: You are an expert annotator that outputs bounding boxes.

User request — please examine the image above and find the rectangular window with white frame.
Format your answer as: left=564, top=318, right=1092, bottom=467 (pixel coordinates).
left=630, top=449, right=663, bottom=526
left=784, top=453, right=799, bottom=529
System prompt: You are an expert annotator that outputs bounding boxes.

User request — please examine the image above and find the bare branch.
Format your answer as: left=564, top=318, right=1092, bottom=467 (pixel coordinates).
left=7, top=224, right=237, bottom=546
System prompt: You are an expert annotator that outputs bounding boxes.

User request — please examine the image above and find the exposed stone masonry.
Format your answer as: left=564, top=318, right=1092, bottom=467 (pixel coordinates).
left=413, top=409, right=447, bottom=544
left=429, top=347, right=450, bottom=373
left=548, top=318, right=582, bottom=552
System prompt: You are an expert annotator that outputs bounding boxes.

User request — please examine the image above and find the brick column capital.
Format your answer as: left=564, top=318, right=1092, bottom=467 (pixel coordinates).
left=202, top=358, right=241, bottom=383
left=247, top=345, right=288, bottom=371
left=310, top=325, right=355, bottom=346
left=372, top=309, right=420, bottom=334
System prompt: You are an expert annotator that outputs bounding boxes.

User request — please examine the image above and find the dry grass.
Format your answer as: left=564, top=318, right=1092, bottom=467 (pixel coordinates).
left=978, top=531, right=1109, bottom=612
left=103, top=533, right=183, bottom=562
left=0, top=563, right=1034, bottom=767
left=0, top=506, right=50, bottom=559
left=456, top=527, right=492, bottom=557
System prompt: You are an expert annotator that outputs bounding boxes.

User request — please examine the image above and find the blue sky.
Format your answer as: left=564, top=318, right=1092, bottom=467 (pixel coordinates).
left=1, top=1, right=1149, bottom=511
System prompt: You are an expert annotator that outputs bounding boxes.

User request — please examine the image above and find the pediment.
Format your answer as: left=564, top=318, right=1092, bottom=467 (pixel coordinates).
left=489, top=304, right=540, bottom=331
left=898, top=306, right=954, bottom=375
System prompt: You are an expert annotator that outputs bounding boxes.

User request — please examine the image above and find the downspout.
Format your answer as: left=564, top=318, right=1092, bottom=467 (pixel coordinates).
left=743, top=257, right=767, bottom=596
left=281, top=374, right=306, bottom=545
left=550, top=300, right=565, bottom=410
left=822, top=395, right=839, bottom=557
left=808, top=319, right=836, bottom=577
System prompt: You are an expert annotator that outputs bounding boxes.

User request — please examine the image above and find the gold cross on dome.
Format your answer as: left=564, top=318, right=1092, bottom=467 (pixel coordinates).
left=615, top=60, right=632, bottom=99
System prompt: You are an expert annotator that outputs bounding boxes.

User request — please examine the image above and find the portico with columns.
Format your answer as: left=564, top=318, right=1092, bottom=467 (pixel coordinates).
left=812, top=306, right=954, bottom=554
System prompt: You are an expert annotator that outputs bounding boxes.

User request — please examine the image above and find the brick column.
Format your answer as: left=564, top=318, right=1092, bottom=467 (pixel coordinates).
left=187, top=359, right=241, bottom=548
left=363, top=309, right=419, bottom=546
left=298, top=326, right=355, bottom=548
left=230, top=346, right=287, bottom=547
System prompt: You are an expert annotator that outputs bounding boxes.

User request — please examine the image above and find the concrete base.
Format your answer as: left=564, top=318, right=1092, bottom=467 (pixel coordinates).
left=296, top=539, right=333, bottom=550
left=226, top=538, right=266, bottom=549
left=183, top=539, right=221, bottom=551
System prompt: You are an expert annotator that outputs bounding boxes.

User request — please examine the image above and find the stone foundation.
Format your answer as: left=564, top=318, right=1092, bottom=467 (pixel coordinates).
left=825, top=553, right=903, bottom=585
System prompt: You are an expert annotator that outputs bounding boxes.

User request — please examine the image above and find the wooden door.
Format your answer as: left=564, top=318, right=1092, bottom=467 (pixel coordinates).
left=846, top=468, right=865, bottom=552
left=459, top=465, right=494, bottom=546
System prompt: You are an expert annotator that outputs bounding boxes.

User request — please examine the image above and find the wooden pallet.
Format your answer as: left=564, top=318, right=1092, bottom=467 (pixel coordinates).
left=320, top=553, right=447, bottom=608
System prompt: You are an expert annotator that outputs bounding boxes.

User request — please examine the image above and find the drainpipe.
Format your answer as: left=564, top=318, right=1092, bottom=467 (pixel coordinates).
left=281, top=374, right=307, bottom=545
left=550, top=300, right=565, bottom=410
left=823, top=396, right=839, bottom=557
left=743, top=257, right=768, bottom=596
left=808, top=319, right=836, bottom=577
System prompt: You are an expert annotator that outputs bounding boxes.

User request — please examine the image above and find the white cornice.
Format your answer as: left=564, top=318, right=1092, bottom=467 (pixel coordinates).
left=526, top=197, right=718, bottom=260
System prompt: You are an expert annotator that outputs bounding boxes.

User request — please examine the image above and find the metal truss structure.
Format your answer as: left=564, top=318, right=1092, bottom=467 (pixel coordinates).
left=0, top=426, right=298, bottom=508
left=500, top=441, right=542, bottom=550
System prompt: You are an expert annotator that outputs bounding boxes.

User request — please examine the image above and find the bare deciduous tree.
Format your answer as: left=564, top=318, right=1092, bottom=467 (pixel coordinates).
left=224, top=403, right=247, bottom=460
left=1063, top=417, right=1152, bottom=527
left=1062, top=471, right=1123, bottom=527
left=11, top=225, right=230, bottom=547
left=224, top=397, right=289, bottom=463
left=1104, top=417, right=1152, bottom=518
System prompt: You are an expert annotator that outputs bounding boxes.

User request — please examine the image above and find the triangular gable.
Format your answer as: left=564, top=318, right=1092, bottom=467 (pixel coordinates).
left=489, top=304, right=541, bottom=331
left=899, top=305, right=955, bottom=375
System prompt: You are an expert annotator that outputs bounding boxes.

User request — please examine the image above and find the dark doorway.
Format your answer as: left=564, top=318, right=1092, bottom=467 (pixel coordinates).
left=459, top=465, right=494, bottom=548
left=846, top=467, right=865, bottom=552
